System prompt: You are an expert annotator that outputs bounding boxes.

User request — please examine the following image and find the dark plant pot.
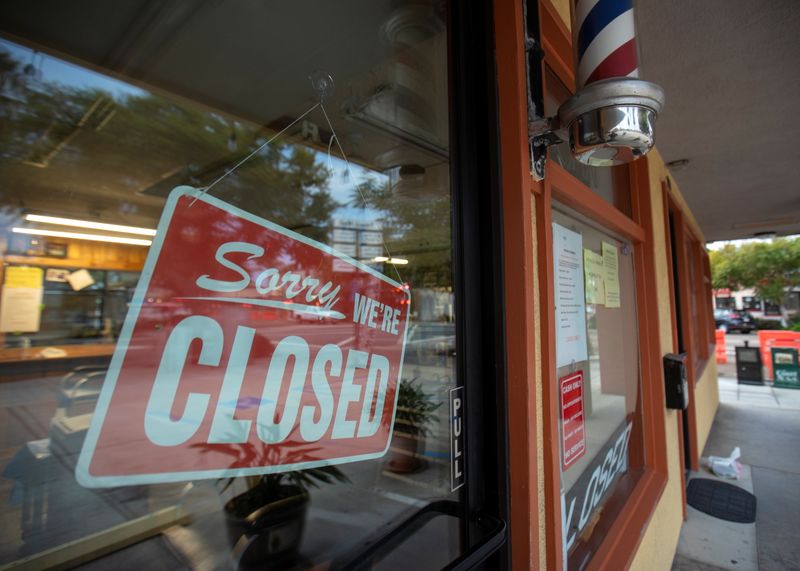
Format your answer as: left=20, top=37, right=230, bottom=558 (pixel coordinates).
left=224, top=484, right=309, bottom=570
left=386, top=431, right=424, bottom=473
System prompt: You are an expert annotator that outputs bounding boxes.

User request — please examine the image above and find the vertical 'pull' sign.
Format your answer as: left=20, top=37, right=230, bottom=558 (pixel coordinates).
left=450, top=386, right=466, bottom=491
left=76, top=186, right=410, bottom=487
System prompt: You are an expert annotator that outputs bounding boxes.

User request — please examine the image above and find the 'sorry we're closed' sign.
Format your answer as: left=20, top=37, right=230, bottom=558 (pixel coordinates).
left=77, top=187, right=410, bottom=487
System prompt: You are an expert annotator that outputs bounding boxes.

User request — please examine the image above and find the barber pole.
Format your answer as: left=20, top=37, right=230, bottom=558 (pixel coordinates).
left=553, top=0, right=664, bottom=166
left=574, top=0, right=639, bottom=87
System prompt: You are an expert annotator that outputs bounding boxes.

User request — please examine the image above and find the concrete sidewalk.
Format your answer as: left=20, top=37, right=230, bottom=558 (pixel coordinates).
left=672, top=377, right=800, bottom=571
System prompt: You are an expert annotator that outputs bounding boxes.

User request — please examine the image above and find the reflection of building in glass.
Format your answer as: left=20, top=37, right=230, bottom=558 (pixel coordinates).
left=330, top=218, right=384, bottom=272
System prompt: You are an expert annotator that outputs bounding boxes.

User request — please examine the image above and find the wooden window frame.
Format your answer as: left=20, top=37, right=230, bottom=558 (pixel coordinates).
left=544, top=151, right=668, bottom=571
left=494, top=1, right=670, bottom=568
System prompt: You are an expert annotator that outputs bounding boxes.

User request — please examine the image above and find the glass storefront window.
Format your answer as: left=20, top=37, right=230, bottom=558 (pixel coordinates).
left=0, top=2, right=476, bottom=568
left=742, top=296, right=761, bottom=311
left=764, top=301, right=782, bottom=316
left=552, top=204, right=644, bottom=568
left=715, top=296, right=736, bottom=310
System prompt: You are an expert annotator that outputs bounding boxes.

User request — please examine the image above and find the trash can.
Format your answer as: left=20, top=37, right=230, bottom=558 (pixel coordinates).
left=772, top=347, right=800, bottom=389
left=736, top=342, right=763, bottom=385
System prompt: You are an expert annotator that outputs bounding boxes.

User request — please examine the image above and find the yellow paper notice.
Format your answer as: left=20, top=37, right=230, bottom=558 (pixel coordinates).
left=602, top=241, right=620, bottom=308
left=3, top=266, right=44, bottom=289
left=583, top=249, right=605, bottom=305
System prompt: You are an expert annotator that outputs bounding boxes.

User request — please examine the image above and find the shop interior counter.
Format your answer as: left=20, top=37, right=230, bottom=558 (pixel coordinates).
left=0, top=343, right=115, bottom=364
left=0, top=343, right=115, bottom=381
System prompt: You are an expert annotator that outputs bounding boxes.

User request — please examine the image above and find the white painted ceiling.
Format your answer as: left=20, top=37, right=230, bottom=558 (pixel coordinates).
left=636, top=0, right=800, bottom=242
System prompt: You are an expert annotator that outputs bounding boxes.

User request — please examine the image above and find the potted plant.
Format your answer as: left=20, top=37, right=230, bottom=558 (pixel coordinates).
left=386, top=378, right=441, bottom=473
left=222, top=466, right=347, bottom=570
left=193, top=434, right=348, bottom=570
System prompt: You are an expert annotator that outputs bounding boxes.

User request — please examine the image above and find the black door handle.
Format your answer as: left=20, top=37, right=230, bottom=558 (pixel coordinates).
left=442, top=513, right=506, bottom=571
left=334, top=501, right=506, bottom=570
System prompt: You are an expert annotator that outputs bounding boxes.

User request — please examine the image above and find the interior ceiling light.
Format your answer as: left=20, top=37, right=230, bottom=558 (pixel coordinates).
left=372, top=256, right=390, bottom=262
left=388, top=258, right=408, bottom=265
left=24, top=214, right=157, bottom=236
left=12, top=227, right=152, bottom=246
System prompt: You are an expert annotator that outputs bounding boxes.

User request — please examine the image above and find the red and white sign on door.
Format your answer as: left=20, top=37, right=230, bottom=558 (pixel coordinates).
left=560, top=371, right=586, bottom=470
left=77, top=187, right=410, bottom=487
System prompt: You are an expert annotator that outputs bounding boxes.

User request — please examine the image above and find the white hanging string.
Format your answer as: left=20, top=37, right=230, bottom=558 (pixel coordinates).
left=318, top=102, right=404, bottom=284
left=190, top=102, right=320, bottom=205
left=187, top=93, right=404, bottom=285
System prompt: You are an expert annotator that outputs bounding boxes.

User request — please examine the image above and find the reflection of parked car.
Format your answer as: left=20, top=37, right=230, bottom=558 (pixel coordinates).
left=714, top=309, right=755, bottom=333
left=292, top=308, right=339, bottom=323
left=404, top=322, right=456, bottom=366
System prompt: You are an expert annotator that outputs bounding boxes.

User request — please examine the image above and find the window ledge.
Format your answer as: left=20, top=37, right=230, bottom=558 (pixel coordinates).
left=585, top=468, right=668, bottom=571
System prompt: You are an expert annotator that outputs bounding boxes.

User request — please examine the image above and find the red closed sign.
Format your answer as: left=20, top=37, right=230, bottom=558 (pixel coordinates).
left=77, top=187, right=410, bottom=487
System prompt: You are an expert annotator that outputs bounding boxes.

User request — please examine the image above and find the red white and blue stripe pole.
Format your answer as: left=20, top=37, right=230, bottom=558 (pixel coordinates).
left=574, top=0, right=639, bottom=88
left=553, top=0, right=664, bottom=167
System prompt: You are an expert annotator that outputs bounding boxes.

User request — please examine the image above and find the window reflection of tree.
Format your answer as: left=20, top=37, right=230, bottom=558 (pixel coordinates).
left=0, top=48, right=339, bottom=245
left=348, top=177, right=452, bottom=290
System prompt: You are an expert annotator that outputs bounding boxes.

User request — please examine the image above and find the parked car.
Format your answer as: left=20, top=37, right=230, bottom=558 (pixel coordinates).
left=714, top=309, right=755, bottom=333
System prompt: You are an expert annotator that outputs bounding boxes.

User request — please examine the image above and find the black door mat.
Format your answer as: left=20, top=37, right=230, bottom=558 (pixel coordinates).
left=687, top=478, right=757, bottom=523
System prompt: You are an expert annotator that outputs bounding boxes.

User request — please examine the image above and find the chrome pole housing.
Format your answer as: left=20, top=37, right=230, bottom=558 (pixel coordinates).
left=558, top=78, right=665, bottom=166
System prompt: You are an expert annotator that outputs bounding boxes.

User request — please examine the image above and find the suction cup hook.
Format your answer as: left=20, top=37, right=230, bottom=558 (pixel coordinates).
left=309, top=71, right=335, bottom=102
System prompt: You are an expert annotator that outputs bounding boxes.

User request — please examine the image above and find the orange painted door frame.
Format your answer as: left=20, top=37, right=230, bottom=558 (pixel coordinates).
left=493, top=0, right=544, bottom=567
left=661, top=183, right=689, bottom=519
left=494, top=0, right=672, bottom=568
left=664, top=190, right=701, bottom=473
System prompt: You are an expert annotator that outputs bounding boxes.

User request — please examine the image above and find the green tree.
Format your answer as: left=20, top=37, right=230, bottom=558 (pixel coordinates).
left=710, top=238, right=800, bottom=304
left=0, top=47, right=338, bottom=241
left=350, top=176, right=452, bottom=288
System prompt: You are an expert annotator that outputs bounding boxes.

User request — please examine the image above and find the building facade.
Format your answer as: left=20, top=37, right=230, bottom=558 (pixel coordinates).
left=0, top=0, right=718, bottom=569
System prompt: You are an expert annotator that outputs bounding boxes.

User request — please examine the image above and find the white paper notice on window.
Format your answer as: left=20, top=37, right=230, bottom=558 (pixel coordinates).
left=553, top=222, right=588, bottom=368
left=0, top=287, right=43, bottom=333
left=602, top=241, right=620, bottom=308
left=67, top=269, right=95, bottom=291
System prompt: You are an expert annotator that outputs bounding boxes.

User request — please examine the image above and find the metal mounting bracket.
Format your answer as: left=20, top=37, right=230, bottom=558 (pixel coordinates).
left=523, top=33, right=565, bottom=181
left=528, top=117, right=564, bottom=182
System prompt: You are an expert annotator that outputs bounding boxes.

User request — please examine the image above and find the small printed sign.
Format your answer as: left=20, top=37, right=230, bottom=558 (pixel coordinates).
left=331, top=242, right=358, bottom=257
left=3, top=266, right=43, bottom=288
left=332, top=228, right=357, bottom=243
left=0, top=266, right=44, bottom=333
left=359, top=245, right=384, bottom=259
left=360, top=231, right=383, bottom=246
left=450, top=386, right=465, bottom=491
left=602, top=241, right=620, bottom=308
left=67, top=269, right=95, bottom=291
left=560, top=371, right=586, bottom=470
left=583, top=248, right=605, bottom=305
left=45, top=268, right=70, bottom=282
left=553, top=223, right=588, bottom=368
left=77, top=186, right=411, bottom=487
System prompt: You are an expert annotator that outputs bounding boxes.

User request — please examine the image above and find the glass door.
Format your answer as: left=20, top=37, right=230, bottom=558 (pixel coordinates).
left=0, top=1, right=505, bottom=568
